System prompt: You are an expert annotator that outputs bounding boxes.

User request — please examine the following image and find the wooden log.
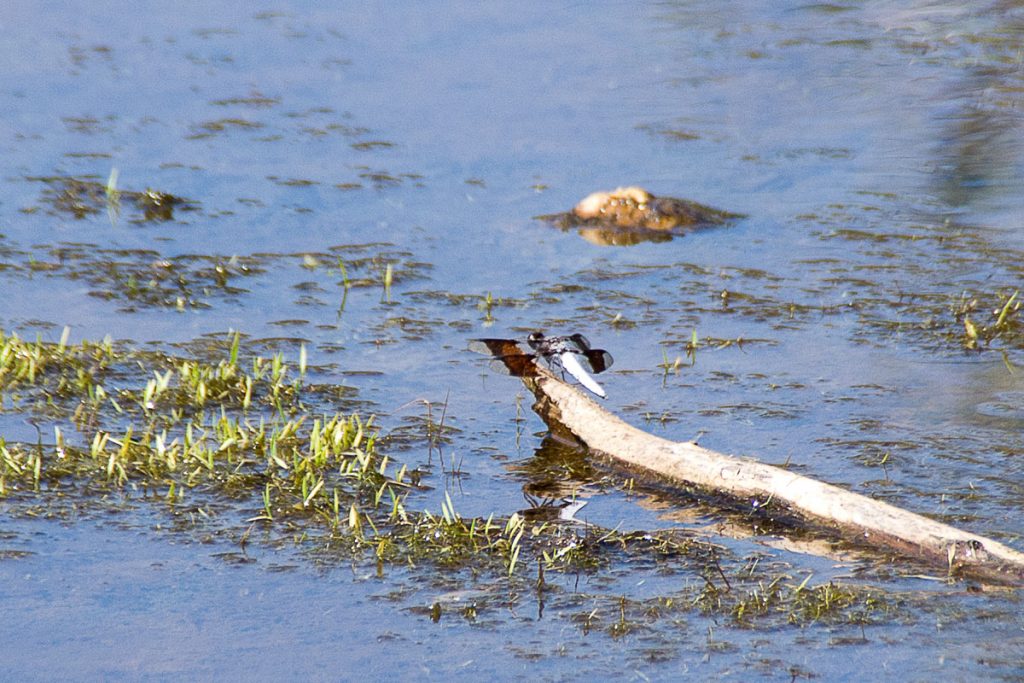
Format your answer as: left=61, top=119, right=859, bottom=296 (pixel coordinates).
left=511, top=366, right=1024, bottom=585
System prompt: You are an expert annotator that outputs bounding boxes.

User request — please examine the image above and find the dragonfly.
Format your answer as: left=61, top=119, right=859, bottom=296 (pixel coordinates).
left=468, top=332, right=614, bottom=399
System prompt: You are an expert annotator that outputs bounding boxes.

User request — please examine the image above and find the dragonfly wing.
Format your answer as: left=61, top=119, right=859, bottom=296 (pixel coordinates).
left=559, top=351, right=607, bottom=398
left=468, top=338, right=523, bottom=357
left=469, top=338, right=540, bottom=377
left=492, top=355, right=541, bottom=378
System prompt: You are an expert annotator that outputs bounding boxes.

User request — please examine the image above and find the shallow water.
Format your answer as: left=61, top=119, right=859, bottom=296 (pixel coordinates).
left=1, top=0, right=1023, bottom=679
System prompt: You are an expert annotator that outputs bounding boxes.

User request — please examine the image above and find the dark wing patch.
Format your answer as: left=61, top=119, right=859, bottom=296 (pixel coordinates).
left=581, top=349, right=613, bottom=374
left=566, top=333, right=592, bottom=351
left=490, top=355, right=541, bottom=378
left=469, top=338, right=541, bottom=378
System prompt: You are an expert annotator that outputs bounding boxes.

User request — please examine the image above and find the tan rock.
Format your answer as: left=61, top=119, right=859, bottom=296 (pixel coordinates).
left=570, top=186, right=737, bottom=231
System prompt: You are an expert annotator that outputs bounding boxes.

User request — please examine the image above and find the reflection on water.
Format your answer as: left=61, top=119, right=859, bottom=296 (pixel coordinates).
left=928, top=8, right=1024, bottom=217
left=577, top=225, right=675, bottom=246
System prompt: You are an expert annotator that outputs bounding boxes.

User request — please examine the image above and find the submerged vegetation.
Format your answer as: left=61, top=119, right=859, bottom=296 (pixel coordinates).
left=0, top=327, right=902, bottom=630
left=0, top=236, right=428, bottom=316
left=11, top=177, right=1023, bottom=365
left=28, top=175, right=197, bottom=223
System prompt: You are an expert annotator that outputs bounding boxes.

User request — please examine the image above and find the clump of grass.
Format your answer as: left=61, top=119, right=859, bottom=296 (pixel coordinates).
left=565, top=570, right=896, bottom=640
left=478, top=291, right=495, bottom=324
left=0, top=329, right=563, bottom=579
left=686, top=569, right=896, bottom=629
left=954, top=289, right=1021, bottom=351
